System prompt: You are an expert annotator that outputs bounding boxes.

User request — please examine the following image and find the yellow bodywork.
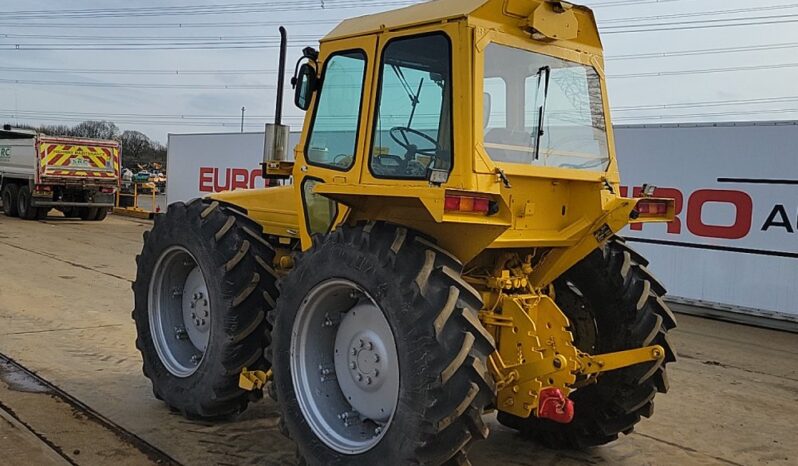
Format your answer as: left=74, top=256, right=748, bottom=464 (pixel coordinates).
left=216, top=0, right=673, bottom=420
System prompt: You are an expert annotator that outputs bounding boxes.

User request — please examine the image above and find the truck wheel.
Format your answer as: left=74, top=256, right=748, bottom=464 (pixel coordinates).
left=17, top=186, right=37, bottom=220
left=79, top=207, right=99, bottom=221
left=133, top=199, right=277, bottom=419
left=497, top=237, right=677, bottom=449
left=270, top=222, right=496, bottom=465
left=94, top=208, right=108, bottom=221
left=2, top=184, right=19, bottom=217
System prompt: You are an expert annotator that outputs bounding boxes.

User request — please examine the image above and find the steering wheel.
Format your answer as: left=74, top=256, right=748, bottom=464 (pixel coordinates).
left=389, top=127, right=439, bottom=157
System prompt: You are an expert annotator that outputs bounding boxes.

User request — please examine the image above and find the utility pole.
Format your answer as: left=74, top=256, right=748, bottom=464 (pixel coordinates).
left=240, top=106, right=246, bottom=133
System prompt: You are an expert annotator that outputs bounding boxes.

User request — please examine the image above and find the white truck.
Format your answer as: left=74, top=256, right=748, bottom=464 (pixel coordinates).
left=0, top=125, right=121, bottom=221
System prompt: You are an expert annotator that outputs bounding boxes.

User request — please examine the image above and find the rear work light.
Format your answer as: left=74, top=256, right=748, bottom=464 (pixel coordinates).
left=444, top=194, right=491, bottom=214
left=636, top=199, right=669, bottom=216
left=34, top=185, right=52, bottom=193
left=100, top=187, right=115, bottom=194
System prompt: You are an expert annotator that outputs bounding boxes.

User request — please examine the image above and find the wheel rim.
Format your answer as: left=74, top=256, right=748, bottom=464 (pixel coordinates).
left=148, top=246, right=211, bottom=377
left=291, top=279, right=399, bottom=455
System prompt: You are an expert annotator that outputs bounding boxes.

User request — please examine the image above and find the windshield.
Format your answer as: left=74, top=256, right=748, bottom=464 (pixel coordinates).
left=483, top=43, right=610, bottom=171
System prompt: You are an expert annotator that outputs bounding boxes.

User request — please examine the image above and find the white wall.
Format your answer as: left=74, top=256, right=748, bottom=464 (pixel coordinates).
left=615, top=122, right=797, bottom=319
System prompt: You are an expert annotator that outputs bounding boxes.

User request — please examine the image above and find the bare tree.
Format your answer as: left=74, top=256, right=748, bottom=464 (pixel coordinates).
left=70, top=120, right=119, bottom=140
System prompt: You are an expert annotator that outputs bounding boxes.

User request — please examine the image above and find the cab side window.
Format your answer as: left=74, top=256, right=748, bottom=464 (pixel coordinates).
left=306, top=51, right=367, bottom=171
left=370, top=34, right=453, bottom=179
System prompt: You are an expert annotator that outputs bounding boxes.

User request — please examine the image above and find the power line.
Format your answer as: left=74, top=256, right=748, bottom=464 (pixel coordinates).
left=606, top=41, right=798, bottom=61
left=603, top=14, right=798, bottom=34
left=600, top=2, right=798, bottom=25
left=0, top=43, right=301, bottom=51
left=590, top=0, right=691, bottom=8
left=614, top=96, right=798, bottom=112
left=602, top=12, right=798, bottom=30
left=613, top=107, right=798, bottom=121
left=609, top=61, right=798, bottom=79
left=0, top=33, right=319, bottom=42
left=0, top=66, right=276, bottom=76
left=0, top=108, right=287, bottom=120
left=0, top=19, right=341, bottom=29
left=0, top=0, right=419, bottom=20
left=0, top=78, right=273, bottom=90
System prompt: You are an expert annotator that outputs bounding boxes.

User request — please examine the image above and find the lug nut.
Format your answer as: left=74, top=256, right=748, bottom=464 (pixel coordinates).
left=350, top=362, right=356, bottom=370
left=366, top=376, right=372, bottom=385
left=365, top=341, right=373, bottom=351
left=358, top=339, right=365, bottom=348
left=373, top=354, right=380, bottom=363
left=351, top=348, right=357, bottom=356
left=357, top=374, right=363, bottom=382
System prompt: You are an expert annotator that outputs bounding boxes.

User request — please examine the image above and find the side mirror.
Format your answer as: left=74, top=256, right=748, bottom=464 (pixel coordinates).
left=293, top=63, right=317, bottom=111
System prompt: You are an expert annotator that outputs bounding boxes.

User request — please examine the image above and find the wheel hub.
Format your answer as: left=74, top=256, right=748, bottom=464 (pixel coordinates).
left=181, top=268, right=210, bottom=352
left=334, top=305, right=397, bottom=423
left=349, top=335, right=384, bottom=387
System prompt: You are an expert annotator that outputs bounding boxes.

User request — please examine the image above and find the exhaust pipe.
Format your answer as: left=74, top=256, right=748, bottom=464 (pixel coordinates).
left=263, top=26, right=291, bottom=179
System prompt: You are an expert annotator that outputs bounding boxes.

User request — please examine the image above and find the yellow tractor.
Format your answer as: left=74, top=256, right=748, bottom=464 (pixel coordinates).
left=133, top=0, right=677, bottom=463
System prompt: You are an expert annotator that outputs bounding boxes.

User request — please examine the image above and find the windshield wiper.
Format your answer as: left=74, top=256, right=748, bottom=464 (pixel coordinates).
left=532, top=66, right=551, bottom=162
left=391, top=64, right=424, bottom=127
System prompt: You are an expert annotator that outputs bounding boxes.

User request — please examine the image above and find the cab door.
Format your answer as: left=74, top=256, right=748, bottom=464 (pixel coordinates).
left=294, top=34, right=378, bottom=250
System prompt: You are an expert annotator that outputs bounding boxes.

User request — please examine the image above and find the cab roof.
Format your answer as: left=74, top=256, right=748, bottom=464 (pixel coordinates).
left=323, top=0, right=485, bottom=41
left=322, top=0, right=599, bottom=51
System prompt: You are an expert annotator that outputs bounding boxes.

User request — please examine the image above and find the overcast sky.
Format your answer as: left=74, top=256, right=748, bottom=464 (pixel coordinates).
left=2, top=0, right=798, bottom=143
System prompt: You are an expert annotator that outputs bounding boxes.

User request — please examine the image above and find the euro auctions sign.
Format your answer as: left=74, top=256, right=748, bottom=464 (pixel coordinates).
left=615, top=123, right=797, bottom=318
left=166, top=131, right=301, bottom=206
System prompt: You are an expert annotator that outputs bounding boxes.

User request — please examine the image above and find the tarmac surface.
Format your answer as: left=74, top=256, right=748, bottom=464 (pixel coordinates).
left=0, top=212, right=796, bottom=465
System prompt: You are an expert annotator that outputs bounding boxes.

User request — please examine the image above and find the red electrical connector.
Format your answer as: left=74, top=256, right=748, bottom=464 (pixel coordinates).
left=537, top=387, right=574, bottom=424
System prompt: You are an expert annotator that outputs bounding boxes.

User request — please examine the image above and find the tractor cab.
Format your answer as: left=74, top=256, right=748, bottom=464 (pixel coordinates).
left=259, top=0, right=671, bottom=271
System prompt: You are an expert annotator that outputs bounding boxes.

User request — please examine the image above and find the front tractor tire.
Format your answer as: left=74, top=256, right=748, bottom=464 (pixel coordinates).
left=271, top=223, right=496, bottom=465
left=498, top=237, right=677, bottom=449
left=133, top=199, right=278, bottom=419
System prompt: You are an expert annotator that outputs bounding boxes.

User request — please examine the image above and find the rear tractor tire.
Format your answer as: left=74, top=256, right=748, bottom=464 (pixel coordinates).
left=133, top=199, right=278, bottom=419
left=497, top=237, right=677, bottom=449
left=270, top=222, right=496, bottom=465
left=2, top=184, right=19, bottom=217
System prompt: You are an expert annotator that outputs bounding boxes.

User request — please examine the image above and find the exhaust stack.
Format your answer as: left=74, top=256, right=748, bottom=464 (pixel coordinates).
left=263, top=26, right=292, bottom=179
